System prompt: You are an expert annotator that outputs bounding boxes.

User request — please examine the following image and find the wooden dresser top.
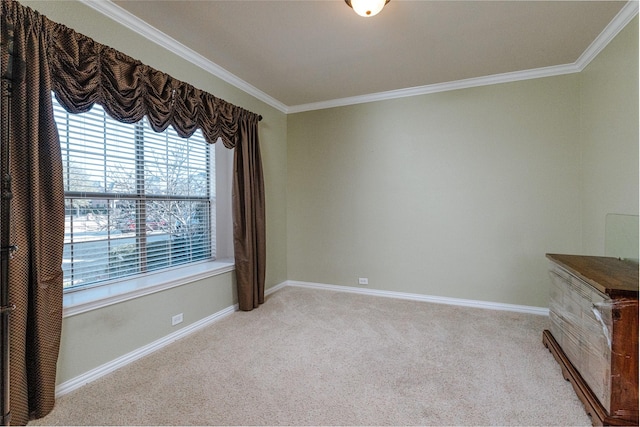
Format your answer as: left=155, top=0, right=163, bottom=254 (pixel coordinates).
left=546, top=254, right=639, bottom=298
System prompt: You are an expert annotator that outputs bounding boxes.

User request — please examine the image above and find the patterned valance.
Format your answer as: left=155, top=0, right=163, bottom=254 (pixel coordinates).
left=3, top=0, right=260, bottom=148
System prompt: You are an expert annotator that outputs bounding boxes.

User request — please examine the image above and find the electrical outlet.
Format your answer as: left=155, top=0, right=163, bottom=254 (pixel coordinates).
left=171, top=313, right=183, bottom=326
left=358, top=277, right=368, bottom=285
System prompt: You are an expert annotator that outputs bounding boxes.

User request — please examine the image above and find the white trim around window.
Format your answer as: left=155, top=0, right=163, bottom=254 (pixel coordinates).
left=63, top=258, right=235, bottom=317
left=63, top=141, right=236, bottom=318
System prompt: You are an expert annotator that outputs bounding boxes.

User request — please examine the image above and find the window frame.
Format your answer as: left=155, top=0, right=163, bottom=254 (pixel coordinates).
left=53, top=97, right=235, bottom=315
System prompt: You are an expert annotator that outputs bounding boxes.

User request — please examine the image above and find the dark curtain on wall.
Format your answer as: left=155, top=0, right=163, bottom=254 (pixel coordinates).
left=233, top=115, right=266, bottom=310
left=1, top=0, right=266, bottom=423
left=1, top=2, right=65, bottom=425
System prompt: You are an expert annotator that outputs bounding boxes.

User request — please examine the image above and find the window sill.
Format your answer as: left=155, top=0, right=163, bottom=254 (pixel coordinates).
left=63, top=259, right=235, bottom=318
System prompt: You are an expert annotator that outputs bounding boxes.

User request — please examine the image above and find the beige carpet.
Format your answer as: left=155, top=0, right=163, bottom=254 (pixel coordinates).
left=30, top=286, right=591, bottom=426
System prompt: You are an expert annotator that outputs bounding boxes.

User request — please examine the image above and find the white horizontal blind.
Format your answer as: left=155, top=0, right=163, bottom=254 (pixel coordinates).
left=53, top=94, right=214, bottom=290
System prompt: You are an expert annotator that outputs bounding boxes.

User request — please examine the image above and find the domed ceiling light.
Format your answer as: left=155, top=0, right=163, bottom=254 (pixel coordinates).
left=345, top=0, right=390, bottom=17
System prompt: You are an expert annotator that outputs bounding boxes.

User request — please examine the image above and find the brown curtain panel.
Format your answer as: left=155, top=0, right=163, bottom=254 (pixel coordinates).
left=1, top=1, right=65, bottom=424
left=1, top=0, right=266, bottom=423
left=233, top=113, right=266, bottom=311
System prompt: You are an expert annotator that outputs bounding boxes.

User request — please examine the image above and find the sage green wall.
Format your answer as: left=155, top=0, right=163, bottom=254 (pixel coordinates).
left=22, top=0, right=288, bottom=384
left=57, top=273, right=237, bottom=382
left=288, top=76, right=582, bottom=308
left=579, top=17, right=638, bottom=256
left=287, top=16, right=639, bottom=308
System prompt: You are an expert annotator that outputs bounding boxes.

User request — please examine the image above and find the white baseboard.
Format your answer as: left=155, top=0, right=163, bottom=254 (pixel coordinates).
left=56, top=279, right=546, bottom=397
left=265, top=281, right=288, bottom=296
left=56, top=303, right=238, bottom=397
left=57, top=281, right=290, bottom=397
left=285, top=280, right=549, bottom=316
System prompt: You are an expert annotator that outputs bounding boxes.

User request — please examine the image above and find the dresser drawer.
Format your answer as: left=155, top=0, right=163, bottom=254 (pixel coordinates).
left=548, top=266, right=613, bottom=412
left=545, top=254, right=638, bottom=425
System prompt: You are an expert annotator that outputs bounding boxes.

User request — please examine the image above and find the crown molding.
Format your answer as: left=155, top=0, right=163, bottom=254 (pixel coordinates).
left=287, top=63, right=579, bottom=114
left=79, top=0, right=289, bottom=114
left=288, top=0, right=638, bottom=114
left=81, top=0, right=638, bottom=116
left=575, top=0, right=639, bottom=71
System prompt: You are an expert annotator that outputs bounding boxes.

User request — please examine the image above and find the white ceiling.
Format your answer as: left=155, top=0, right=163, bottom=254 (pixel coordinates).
left=95, top=1, right=636, bottom=113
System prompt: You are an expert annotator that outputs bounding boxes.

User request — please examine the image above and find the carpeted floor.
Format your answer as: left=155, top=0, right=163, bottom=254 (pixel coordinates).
left=30, top=286, right=591, bottom=426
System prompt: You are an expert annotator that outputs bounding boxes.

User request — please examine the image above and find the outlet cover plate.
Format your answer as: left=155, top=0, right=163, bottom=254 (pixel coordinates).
left=172, top=313, right=183, bottom=326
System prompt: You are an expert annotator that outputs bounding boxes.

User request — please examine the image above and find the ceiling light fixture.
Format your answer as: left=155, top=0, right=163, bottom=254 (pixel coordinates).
left=345, top=0, right=390, bottom=17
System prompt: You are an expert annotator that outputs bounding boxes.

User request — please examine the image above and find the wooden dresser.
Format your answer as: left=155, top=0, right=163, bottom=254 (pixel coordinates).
left=543, top=254, right=638, bottom=426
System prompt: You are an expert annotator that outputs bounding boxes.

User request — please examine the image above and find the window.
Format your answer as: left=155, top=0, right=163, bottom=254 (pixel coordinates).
left=54, top=94, right=216, bottom=291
